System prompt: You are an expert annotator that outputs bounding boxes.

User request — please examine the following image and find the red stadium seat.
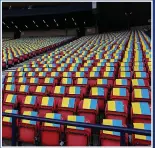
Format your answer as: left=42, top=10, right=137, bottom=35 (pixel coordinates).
left=5, top=77, right=15, bottom=84
left=132, top=123, right=151, bottom=146
left=66, top=86, right=87, bottom=99
left=100, top=119, right=128, bottom=146
left=131, top=102, right=151, bottom=123
left=37, top=96, right=57, bottom=117
left=40, top=113, right=64, bottom=146
left=2, top=109, right=18, bottom=139
left=110, top=87, right=130, bottom=104
left=77, top=98, right=99, bottom=124
left=18, top=111, right=39, bottom=144
left=65, top=115, right=91, bottom=146
left=57, top=97, right=78, bottom=119
left=15, top=77, right=27, bottom=85
left=89, top=87, right=108, bottom=110
left=4, top=84, right=16, bottom=94
left=16, top=85, right=30, bottom=95
left=105, top=100, right=128, bottom=124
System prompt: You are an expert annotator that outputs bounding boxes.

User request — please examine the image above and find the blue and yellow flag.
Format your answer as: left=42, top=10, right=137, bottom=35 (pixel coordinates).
left=115, top=79, right=127, bottom=85
left=102, top=119, right=123, bottom=136
left=38, top=72, right=46, bottom=77
left=51, top=72, right=59, bottom=77
left=3, top=109, right=18, bottom=123
left=132, top=102, right=151, bottom=115
left=18, top=77, right=26, bottom=83
left=6, top=84, right=15, bottom=91
left=67, top=115, right=85, bottom=130
left=113, top=88, right=126, bottom=96
left=91, top=87, right=104, bottom=96
left=120, top=72, right=130, bottom=77
left=92, top=67, right=101, bottom=71
left=80, top=67, right=89, bottom=71
left=24, top=68, right=31, bottom=72
left=62, top=78, right=72, bottom=84
left=28, top=72, right=35, bottom=77
left=22, top=111, right=38, bottom=125
left=36, top=86, right=46, bottom=93
left=134, top=88, right=149, bottom=99
left=24, top=96, right=36, bottom=105
left=43, top=68, right=52, bottom=72
left=19, top=85, right=29, bottom=92
left=132, top=79, right=145, bottom=86
left=97, top=79, right=108, bottom=85
left=107, top=101, right=124, bottom=112
left=18, top=72, right=25, bottom=76
left=69, top=67, right=78, bottom=71
left=119, top=67, right=130, bottom=71
left=69, top=86, right=80, bottom=94
left=82, top=99, right=97, bottom=110
left=105, top=67, right=115, bottom=71
left=61, top=97, right=75, bottom=108
left=133, top=123, right=151, bottom=141
left=103, top=72, right=113, bottom=77
left=6, top=94, right=17, bottom=103
left=44, top=113, right=61, bottom=127
left=135, top=72, right=147, bottom=78
left=41, top=97, right=54, bottom=106
left=54, top=86, right=65, bottom=94
left=44, top=78, right=54, bottom=83
left=7, top=77, right=15, bottom=83
left=77, top=78, right=88, bottom=84
left=75, top=72, right=85, bottom=77
left=34, top=68, right=42, bottom=71
left=7, top=72, right=15, bottom=76
left=63, top=72, right=72, bottom=77
left=90, top=72, right=99, bottom=77
left=30, top=78, right=39, bottom=83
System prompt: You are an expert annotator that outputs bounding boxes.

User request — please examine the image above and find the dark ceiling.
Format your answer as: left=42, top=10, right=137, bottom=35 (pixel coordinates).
left=2, top=2, right=151, bottom=33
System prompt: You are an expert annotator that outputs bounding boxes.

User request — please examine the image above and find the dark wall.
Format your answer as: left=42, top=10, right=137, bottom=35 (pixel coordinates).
left=97, top=2, right=151, bottom=33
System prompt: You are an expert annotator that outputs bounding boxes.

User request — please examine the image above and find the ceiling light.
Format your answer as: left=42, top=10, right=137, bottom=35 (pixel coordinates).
left=25, top=25, right=28, bottom=28
left=9, top=5, right=11, bottom=9
left=7, top=26, right=9, bottom=28
left=56, top=24, right=59, bottom=27
left=43, top=20, right=46, bottom=23
left=84, top=21, right=86, bottom=24
left=36, top=25, right=38, bottom=27
left=19, top=30, right=21, bottom=33
left=54, top=19, right=56, bottom=22
left=130, top=12, right=132, bottom=14
left=3, top=22, right=5, bottom=25
left=74, top=22, right=77, bottom=26
left=11, top=21, right=14, bottom=24
left=65, top=18, right=67, bottom=21
left=15, top=25, right=18, bottom=28
left=33, top=20, right=35, bottom=24
left=46, top=24, right=49, bottom=27
left=72, top=18, right=74, bottom=21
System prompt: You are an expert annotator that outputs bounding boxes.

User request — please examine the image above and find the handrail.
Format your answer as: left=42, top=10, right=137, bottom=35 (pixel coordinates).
left=2, top=112, right=151, bottom=146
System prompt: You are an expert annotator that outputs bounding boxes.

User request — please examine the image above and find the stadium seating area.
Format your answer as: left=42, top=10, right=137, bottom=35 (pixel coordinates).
left=2, top=30, right=151, bottom=146
left=2, top=36, right=74, bottom=69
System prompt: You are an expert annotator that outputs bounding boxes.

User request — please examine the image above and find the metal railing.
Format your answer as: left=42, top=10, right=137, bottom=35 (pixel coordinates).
left=2, top=112, right=151, bottom=146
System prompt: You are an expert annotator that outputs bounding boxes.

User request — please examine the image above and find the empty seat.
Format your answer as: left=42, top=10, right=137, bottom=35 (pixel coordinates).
left=3, top=94, right=18, bottom=110
left=100, top=119, right=128, bottom=146
left=15, top=77, right=27, bottom=85
left=26, top=72, right=36, bottom=77
left=5, top=77, right=15, bottom=84
left=110, top=87, right=129, bottom=104
left=132, top=79, right=150, bottom=89
left=66, top=86, right=87, bottom=99
left=19, top=111, right=39, bottom=144
left=78, top=98, right=98, bottom=123
left=2, top=109, right=18, bottom=139
left=114, top=79, right=131, bottom=89
left=37, top=96, right=56, bottom=117
left=74, top=78, right=89, bottom=87
left=15, top=72, right=26, bottom=77
left=132, top=123, right=151, bottom=146
left=88, top=72, right=100, bottom=79
left=40, top=113, right=64, bottom=146
left=89, top=87, right=108, bottom=110
left=27, top=77, right=39, bottom=85
left=20, top=95, right=37, bottom=113
left=60, top=78, right=73, bottom=86
left=57, top=97, right=77, bottom=119
left=4, top=84, right=16, bottom=93
left=73, top=72, right=87, bottom=78
left=101, top=71, right=115, bottom=80
left=36, top=72, right=47, bottom=78
left=118, top=72, right=132, bottom=79
left=133, top=72, right=149, bottom=79
left=46, top=72, right=60, bottom=78
left=66, top=115, right=91, bottom=146
left=61, top=72, right=72, bottom=78
left=29, top=86, right=48, bottom=96
left=50, top=86, right=66, bottom=97
left=132, top=88, right=151, bottom=103
left=6, top=72, right=15, bottom=77
left=16, top=85, right=30, bottom=95
left=105, top=100, right=128, bottom=124
left=131, top=102, right=151, bottom=123
left=40, top=77, right=58, bottom=86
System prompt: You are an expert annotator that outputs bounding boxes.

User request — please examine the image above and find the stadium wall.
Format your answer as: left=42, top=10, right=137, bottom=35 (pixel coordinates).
left=2, top=32, right=14, bottom=38
left=20, top=29, right=77, bottom=37
left=85, top=27, right=98, bottom=35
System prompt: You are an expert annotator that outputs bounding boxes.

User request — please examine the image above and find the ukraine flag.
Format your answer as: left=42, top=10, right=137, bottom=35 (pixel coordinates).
left=61, top=97, right=75, bottom=108
left=69, top=86, right=80, bottom=94
left=97, top=79, right=108, bottom=85
left=113, top=88, right=126, bottom=96
left=6, top=94, right=17, bottom=103
left=82, top=98, right=97, bottom=110
left=36, top=86, right=46, bottom=93
left=19, top=85, right=29, bottom=92
left=67, top=115, right=85, bottom=130
left=92, top=87, right=104, bottom=96
left=134, top=88, right=149, bottom=99
left=77, top=78, right=88, bottom=84
left=44, top=113, right=61, bottom=127
left=107, top=101, right=124, bottom=112
left=115, top=79, right=127, bottom=85
left=41, top=97, right=54, bottom=106
left=132, top=102, right=151, bottom=115
left=6, top=84, right=15, bottom=91
left=24, top=96, right=36, bottom=105
left=22, top=111, right=38, bottom=125
left=3, top=109, right=18, bottom=123
left=132, top=79, right=145, bottom=86
left=54, top=86, right=65, bottom=94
